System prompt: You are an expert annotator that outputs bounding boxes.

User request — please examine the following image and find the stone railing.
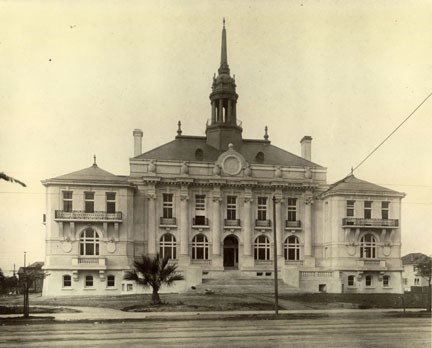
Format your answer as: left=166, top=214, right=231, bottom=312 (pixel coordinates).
left=342, top=218, right=398, bottom=227
left=55, top=210, right=122, bottom=222
left=285, top=220, right=302, bottom=228
left=160, top=217, right=177, bottom=226
left=71, top=257, right=106, bottom=269
left=255, top=219, right=271, bottom=228
left=224, top=219, right=241, bottom=227
left=191, top=259, right=212, bottom=265
left=300, top=271, right=333, bottom=278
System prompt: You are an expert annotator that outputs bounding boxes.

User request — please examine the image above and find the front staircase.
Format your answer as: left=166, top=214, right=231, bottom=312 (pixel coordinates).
left=188, top=270, right=298, bottom=294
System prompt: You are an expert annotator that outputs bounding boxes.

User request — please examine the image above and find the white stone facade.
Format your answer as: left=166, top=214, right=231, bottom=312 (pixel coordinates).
left=41, top=23, right=405, bottom=296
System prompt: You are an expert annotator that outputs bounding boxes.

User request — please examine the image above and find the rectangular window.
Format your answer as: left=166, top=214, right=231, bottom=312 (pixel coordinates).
left=84, top=192, right=95, bottom=213
left=364, top=201, right=372, bottom=219
left=227, top=196, right=237, bottom=220
left=63, top=191, right=73, bottom=212
left=106, top=192, right=116, bottom=213
left=163, top=193, right=173, bottom=218
left=195, top=194, right=206, bottom=213
left=107, top=275, right=115, bottom=287
left=257, top=197, right=267, bottom=221
left=287, top=198, right=297, bottom=221
left=348, top=275, right=355, bottom=287
left=383, top=275, right=390, bottom=287
left=365, top=275, right=372, bottom=287
left=85, top=275, right=93, bottom=287
left=381, top=202, right=389, bottom=220
left=63, top=275, right=72, bottom=287
left=346, top=200, right=355, bottom=217
left=414, top=278, right=420, bottom=285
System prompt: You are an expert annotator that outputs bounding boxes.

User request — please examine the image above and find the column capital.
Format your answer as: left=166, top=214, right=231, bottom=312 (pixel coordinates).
left=273, top=197, right=283, bottom=204
left=212, top=196, right=222, bottom=203
left=147, top=193, right=156, bottom=200
left=244, top=197, right=253, bottom=203
left=304, top=195, right=314, bottom=205
left=180, top=194, right=189, bottom=202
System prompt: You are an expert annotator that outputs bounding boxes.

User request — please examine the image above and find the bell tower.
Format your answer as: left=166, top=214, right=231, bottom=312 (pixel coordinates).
left=206, top=19, right=243, bottom=150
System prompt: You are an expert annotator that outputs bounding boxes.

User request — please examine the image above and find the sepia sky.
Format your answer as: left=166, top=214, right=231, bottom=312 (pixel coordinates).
left=1, top=0, right=431, bottom=273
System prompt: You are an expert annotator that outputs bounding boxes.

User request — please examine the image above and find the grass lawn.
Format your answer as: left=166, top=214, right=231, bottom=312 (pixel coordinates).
left=0, top=291, right=429, bottom=313
left=0, top=293, right=278, bottom=312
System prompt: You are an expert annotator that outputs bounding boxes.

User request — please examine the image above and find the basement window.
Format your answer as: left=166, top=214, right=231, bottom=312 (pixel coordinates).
left=319, top=284, right=327, bottom=293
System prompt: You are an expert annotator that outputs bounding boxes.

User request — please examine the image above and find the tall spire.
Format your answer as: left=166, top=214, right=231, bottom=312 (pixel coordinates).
left=206, top=19, right=241, bottom=150
left=218, top=18, right=230, bottom=75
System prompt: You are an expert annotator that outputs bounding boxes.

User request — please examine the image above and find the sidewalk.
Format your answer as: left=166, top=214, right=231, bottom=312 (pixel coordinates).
left=0, top=305, right=415, bottom=323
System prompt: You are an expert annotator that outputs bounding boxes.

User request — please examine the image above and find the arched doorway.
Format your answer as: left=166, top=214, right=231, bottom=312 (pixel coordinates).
left=223, top=235, right=239, bottom=269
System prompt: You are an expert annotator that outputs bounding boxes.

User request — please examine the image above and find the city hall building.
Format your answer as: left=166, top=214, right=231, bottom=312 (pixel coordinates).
left=42, top=22, right=405, bottom=296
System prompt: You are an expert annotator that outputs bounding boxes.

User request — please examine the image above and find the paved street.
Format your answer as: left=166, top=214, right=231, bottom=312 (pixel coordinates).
left=0, top=315, right=430, bottom=348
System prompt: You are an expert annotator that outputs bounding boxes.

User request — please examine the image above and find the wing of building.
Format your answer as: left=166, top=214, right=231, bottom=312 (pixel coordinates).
left=41, top=21, right=405, bottom=296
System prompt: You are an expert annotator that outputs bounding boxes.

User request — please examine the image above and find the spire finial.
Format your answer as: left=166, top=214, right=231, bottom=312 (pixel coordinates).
left=177, top=121, right=182, bottom=136
left=218, top=18, right=230, bottom=75
left=264, top=126, right=269, bottom=140
left=351, top=167, right=354, bottom=175
left=93, top=154, right=97, bottom=166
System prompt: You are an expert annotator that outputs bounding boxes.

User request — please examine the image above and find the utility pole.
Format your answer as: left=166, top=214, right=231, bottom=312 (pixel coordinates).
left=23, top=251, right=29, bottom=318
left=272, top=196, right=279, bottom=315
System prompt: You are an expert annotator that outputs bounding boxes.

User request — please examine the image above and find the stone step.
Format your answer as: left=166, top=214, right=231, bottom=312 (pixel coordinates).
left=189, top=277, right=298, bottom=294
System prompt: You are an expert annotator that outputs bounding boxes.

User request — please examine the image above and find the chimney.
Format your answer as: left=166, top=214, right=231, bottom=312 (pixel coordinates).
left=300, top=136, right=312, bottom=161
left=133, top=129, right=143, bottom=157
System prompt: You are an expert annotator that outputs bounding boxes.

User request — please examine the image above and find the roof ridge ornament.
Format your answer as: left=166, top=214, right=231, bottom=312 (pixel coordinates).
left=93, top=155, right=97, bottom=167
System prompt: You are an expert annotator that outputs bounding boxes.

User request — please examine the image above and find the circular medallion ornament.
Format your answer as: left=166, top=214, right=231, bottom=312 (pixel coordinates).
left=383, top=245, right=391, bottom=256
left=62, top=241, right=72, bottom=253
left=347, top=245, right=356, bottom=256
left=107, top=241, right=116, bottom=253
left=222, top=155, right=242, bottom=176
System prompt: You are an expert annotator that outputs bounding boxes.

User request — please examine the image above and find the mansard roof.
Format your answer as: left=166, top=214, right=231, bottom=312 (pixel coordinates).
left=322, top=174, right=404, bottom=197
left=133, top=135, right=324, bottom=169
left=42, top=163, right=129, bottom=186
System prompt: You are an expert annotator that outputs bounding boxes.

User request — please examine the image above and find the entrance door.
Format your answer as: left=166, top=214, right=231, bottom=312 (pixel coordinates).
left=223, top=235, right=239, bottom=268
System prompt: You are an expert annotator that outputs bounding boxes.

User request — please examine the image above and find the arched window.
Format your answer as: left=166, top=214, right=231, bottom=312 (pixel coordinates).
left=192, top=234, right=209, bottom=260
left=195, top=148, right=204, bottom=161
left=85, top=275, right=93, bottom=287
left=80, top=228, right=100, bottom=256
left=347, top=275, right=355, bottom=287
left=254, top=235, right=270, bottom=260
left=360, top=234, right=376, bottom=259
left=284, top=236, right=300, bottom=261
left=107, top=275, right=115, bottom=287
left=255, top=151, right=265, bottom=163
left=160, top=233, right=177, bottom=260
left=63, top=275, right=71, bottom=287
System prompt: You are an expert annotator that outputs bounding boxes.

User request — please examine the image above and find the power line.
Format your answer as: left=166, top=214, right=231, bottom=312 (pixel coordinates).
left=352, top=91, right=432, bottom=173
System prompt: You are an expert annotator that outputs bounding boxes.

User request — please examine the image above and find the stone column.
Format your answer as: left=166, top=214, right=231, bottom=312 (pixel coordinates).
left=211, top=101, right=216, bottom=124
left=180, top=192, right=189, bottom=256
left=227, top=100, right=232, bottom=123
left=243, top=196, right=252, bottom=256
left=275, top=197, right=283, bottom=256
left=212, top=195, right=221, bottom=256
left=303, top=193, right=313, bottom=257
left=147, top=193, right=156, bottom=255
left=218, top=99, right=223, bottom=123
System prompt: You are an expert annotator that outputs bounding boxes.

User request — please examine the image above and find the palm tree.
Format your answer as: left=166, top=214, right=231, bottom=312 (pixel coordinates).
left=124, top=254, right=184, bottom=305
